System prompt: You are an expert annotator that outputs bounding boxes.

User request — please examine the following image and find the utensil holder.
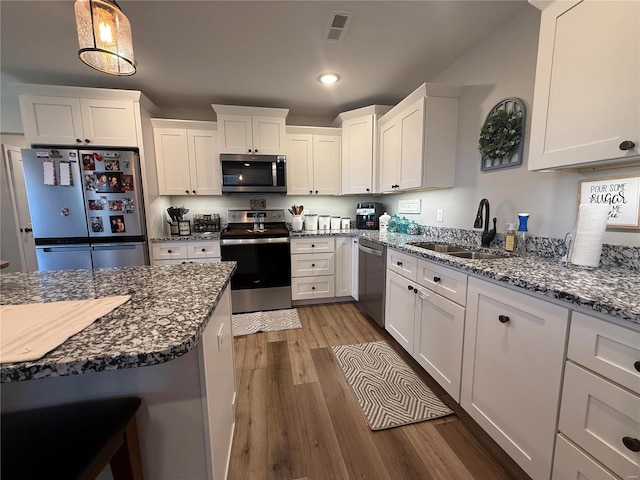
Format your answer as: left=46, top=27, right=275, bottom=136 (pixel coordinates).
left=292, top=215, right=303, bottom=232
left=170, top=223, right=179, bottom=236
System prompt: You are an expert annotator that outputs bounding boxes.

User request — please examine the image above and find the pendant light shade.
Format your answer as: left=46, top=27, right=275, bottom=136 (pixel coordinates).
left=74, top=0, right=135, bottom=76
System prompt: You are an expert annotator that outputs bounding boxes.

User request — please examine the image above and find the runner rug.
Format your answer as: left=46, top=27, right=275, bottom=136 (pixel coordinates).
left=332, top=340, right=453, bottom=430
left=232, top=308, right=302, bottom=337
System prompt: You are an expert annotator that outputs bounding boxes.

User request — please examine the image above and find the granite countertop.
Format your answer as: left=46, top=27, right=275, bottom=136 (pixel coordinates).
left=151, top=232, right=221, bottom=242
left=292, top=230, right=640, bottom=324
left=0, top=262, right=236, bottom=383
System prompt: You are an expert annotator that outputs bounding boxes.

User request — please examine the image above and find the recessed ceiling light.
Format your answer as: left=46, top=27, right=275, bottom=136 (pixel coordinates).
left=318, top=73, right=340, bottom=85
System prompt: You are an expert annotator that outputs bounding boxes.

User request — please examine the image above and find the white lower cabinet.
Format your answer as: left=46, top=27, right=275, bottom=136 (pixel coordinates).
left=152, top=240, right=220, bottom=265
left=461, top=277, right=569, bottom=480
left=384, top=250, right=466, bottom=402
left=554, top=311, right=640, bottom=479
left=385, top=270, right=417, bottom=353
left=335, top=237, right=353, bottom=297
left=552, top=434, right=618, bottom=480
left=413, top=281, right=465, bottom=402
left=291, top=238, right=335, bottom=300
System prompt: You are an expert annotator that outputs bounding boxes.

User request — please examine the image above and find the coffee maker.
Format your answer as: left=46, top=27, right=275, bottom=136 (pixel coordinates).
left=356, top=202, right=385, bottom=229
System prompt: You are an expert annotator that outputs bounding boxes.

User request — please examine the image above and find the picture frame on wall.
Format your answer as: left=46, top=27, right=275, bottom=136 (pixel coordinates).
left=578, top=175, right=640, bottom=229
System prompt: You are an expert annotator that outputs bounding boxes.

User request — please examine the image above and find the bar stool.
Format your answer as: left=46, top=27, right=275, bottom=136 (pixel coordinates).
left=1, top=396, right=143, bottom=480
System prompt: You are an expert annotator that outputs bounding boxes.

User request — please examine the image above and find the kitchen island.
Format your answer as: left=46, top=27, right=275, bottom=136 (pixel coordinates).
left=1, top=262, right=237, bottom=480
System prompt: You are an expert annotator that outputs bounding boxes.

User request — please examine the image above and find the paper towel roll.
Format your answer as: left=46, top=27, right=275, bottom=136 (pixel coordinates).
left=569, top=203, right=610, bottom=267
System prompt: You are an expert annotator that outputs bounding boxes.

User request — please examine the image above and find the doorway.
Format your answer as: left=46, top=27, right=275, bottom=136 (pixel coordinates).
left=2, top=144, right=38, bottom=272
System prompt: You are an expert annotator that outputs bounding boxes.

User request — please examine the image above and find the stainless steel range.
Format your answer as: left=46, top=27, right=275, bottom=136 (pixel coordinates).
left=220, top=209, right=291, bottom=313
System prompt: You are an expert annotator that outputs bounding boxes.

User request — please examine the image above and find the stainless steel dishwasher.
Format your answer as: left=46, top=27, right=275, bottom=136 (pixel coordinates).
left=357, top=238, right=386, bottom=327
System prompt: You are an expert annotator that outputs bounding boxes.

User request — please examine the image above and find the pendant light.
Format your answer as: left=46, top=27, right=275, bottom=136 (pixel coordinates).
left=74, top=0, right=136, bottom=76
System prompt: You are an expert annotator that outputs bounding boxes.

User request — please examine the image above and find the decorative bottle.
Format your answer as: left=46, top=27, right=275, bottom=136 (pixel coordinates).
left=504, top=223, right=517, bottom=252
left=379, top=212, right=391, bottom=233
left=517, top=213, right=529, bottom=256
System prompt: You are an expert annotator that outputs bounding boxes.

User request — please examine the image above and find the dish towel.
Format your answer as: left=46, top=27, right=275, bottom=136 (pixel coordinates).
left=570, top=203, right=610, bottom=267
left=0, top=295, right=130, bottom=364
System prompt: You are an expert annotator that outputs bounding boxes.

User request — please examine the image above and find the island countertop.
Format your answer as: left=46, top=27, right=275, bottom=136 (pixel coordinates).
left=0, top=262, right=236, bottom=383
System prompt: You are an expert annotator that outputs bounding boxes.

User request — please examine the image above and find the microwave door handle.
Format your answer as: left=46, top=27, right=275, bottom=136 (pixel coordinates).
left=272, top=161, right=277, bottom=187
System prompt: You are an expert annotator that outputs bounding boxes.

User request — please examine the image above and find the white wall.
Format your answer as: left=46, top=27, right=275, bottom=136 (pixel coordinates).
left=388, top=5, right=638, bottom=247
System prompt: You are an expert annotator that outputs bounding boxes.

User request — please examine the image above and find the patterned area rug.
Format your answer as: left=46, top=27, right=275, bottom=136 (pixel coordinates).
left=232, top=308, right=302, bottom=337
left=332, top=340, right=453, bottom=430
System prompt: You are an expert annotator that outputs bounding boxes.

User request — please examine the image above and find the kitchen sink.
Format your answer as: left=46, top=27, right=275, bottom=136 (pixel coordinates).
left=446, top=251, right=504, bottom=260
left=406, top=242, right=510, bottom=260
left=406, top=242, right=468, bottom=253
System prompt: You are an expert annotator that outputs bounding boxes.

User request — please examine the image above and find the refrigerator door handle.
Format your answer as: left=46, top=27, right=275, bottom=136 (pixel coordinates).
left=93, top=244, right=140, bottom=251
left=42, top=246, right=91, bottom=253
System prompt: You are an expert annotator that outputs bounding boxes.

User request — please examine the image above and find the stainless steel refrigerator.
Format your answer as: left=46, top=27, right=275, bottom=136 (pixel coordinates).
left=21, top=147, right=148, bottom=271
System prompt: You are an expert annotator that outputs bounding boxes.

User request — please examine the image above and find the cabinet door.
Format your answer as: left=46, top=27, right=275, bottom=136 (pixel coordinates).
left=413, top=287, right=465, bottom=402
left=385, top=270, right=416, bottom=354
left=286, top=134, right=313, bottom=195
left=290, top=238, right=334, bottom=254
left=335, top=237, right=353, bottom=297
left=529, top=0, right=640, bottom=170
left=398, top=99, right=425, bottom=190
left=386, top=249, right=418, bottom=281
left=312, top=135, right=341, bottom=195
left=187, top=129, right=220, bottom=195
left=559, top=362, right=640, bottom=479
left=79, top=98, right=137, bottom=147
left=379, top=118, right=401, bottom=192
left=351, top=237, right=359, bottom=300
left=19, top=95, right=84, bottom=145
left=291, top=276, right=335, bottom=300
left=187, top=241, right=221, bottom=259
left=462, top=277, right=569, bottom=480
left=417, top=258, right=467, bottom=306
left=341, top=115, right=373, bottom=194
left=152, top=242, right=188, bottom=261
left=198, top=286, right=236, bottom=480
left=154, top=128, right=193, bottom=195
left=251, top=116, right=285, bottom=154
left=218, top=114, right=252, bottom=154
left=552, top=434, right=618, bottom=480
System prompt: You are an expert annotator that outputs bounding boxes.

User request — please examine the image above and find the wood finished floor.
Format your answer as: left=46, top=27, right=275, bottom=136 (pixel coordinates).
left=229, top=302, right=529, bottom=480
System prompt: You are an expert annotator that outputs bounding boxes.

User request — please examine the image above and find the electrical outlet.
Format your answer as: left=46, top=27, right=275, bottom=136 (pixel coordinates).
left=436, top=209, right=444, bottom=222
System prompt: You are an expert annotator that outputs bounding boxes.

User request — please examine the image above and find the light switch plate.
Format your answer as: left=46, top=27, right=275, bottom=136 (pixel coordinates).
left=398, top=199, right=421, bottom=214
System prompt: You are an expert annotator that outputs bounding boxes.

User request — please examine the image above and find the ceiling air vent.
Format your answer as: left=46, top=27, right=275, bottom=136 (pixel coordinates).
left=323, top=10, right=353, bottom=43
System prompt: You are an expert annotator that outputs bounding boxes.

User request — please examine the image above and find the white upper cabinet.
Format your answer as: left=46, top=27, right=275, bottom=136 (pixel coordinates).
left=152, top=119, right=220, bottom=196
left=378, top=83, right=460, bottom=193
left=19, top=95, right=138, bottom=147
left=212, top=105, right=288, bottom=155
left=338, top=105, right=391, bottom=195
left=528, top=0, right=640, bottom=170
left=286, top=127, right=341, bottom=195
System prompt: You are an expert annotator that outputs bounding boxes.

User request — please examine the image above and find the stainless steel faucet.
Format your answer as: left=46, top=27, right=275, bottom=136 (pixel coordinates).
left=474, top=198, right=497, bottom=248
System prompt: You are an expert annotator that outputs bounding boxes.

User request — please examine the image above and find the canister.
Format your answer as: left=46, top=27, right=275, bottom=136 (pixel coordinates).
left=318, top=215, right=331, bottom=230
left=304, top=214, right=318, bottom=231
left=330, top=216, right=341, bottom=230
left=341, top=217, right=350, bottom=230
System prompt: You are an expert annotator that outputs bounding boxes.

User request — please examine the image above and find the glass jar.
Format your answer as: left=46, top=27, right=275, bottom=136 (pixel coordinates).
left=398, top=217, right=409, bottom=234
left=407, top=221, right=420, bottom=235
left=388, top=215, right=398, bottom=233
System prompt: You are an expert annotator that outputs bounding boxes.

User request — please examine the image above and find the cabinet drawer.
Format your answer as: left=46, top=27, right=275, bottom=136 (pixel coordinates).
left=552, top=434, right=618, bottom=480
left=153, top=259, right=189, bottom=266
left=417, top=259, right=467, bottom=306
left=387, top=249, right=418, bottom=281
left=187, top=241, right=221, bottom=259
left=291, top=253, right=335, bottom=277
left=568, top=312, right=640, bottom=395
left=291, top=276, right=335, bottom=300
left=290, top=238, right=335, bottom=253
left=559, top=361, right=640, bottom=479
left=152, top=243, right=187, bottom=260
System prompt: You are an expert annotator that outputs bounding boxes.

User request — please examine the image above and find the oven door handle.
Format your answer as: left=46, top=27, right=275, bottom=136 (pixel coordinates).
left=221, top=237, right=290, bottom=246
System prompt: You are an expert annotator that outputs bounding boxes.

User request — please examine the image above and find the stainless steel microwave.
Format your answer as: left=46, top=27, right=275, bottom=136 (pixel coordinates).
left=220, top=154, right=286, bottom=194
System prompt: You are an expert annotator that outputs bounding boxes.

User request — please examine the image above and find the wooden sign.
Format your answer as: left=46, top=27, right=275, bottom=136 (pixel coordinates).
left=578, top=175, right=640, bottom=229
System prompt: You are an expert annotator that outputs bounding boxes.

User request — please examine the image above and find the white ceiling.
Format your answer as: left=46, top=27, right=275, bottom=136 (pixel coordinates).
left=1, top=1, right=527, bottom=123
